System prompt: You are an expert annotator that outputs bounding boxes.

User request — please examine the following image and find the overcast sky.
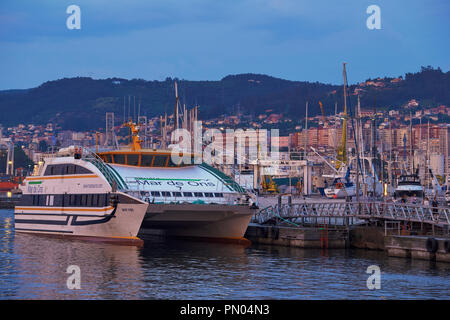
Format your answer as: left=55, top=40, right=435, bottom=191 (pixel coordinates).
left=0, top=0, right=449, bottom=89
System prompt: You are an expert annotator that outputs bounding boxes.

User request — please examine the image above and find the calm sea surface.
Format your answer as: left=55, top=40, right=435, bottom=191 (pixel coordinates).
left=0, top=209, right=449, bottom=299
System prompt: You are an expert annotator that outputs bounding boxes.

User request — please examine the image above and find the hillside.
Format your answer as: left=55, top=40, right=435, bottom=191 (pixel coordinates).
left=0, top=66, right=448, bottom=131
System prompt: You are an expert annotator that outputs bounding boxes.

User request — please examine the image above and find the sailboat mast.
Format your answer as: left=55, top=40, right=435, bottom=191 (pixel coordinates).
left=337, top=63, right=348, bottom=169
left=174, top=81, right=179, bottom=130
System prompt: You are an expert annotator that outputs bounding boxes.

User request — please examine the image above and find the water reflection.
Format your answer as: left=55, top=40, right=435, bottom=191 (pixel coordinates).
left=14, top=233, right=144, bottom=299
left=0, top=209, right=449, bottom=299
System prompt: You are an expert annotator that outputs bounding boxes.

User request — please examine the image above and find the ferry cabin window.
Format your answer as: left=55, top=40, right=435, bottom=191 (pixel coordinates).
left=214, top=193, right=224, bottom=198
left=32, top=195, right=45, bottom=206
left=153, top=155, right=168, bottom=167
left=141, top=155, right=154, bottom=167
left=127, top=154, right=139, bottom=166
left=114, top=154, right=126, bottom=165
left=168, top=157, right=181, bottom=167
left=194, top=192, right=203, bottom=197
left=151, top=191, right=161, bottom=197
left=204, top=193, right=214, bottom=197
left=161, top=191, right=171, bottom=197
left=183, top=192, right=193, bottom=197
left=105, top=154, right=113, bottom=163
left=173, top=192, right=182, bottom=197
left=44, top=164, right=92, bottom=176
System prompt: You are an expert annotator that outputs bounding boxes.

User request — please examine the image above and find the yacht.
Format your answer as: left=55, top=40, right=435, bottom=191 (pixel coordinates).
left=394, top=173, right=424, bottom=200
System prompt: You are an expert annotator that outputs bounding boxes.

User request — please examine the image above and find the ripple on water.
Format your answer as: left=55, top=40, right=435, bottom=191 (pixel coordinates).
left=0, top=209, right=449, bottom=299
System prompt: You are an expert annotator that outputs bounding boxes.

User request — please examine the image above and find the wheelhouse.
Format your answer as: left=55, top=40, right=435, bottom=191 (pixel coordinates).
left=97, top=150, right=197, bottom=168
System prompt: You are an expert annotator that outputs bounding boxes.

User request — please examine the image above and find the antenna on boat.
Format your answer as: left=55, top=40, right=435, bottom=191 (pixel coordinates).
left=174, top=81, right=179, bottom=130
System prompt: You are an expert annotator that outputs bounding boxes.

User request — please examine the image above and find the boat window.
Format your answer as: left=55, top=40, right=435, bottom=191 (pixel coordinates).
left=183, top=192, right=193, bottom=197
left=91, top=194, right=98, bottom=206
left=114, top=154, right=126, bottom=164
left=44, top=164, right=91, bottom=175
left=153, top=155, right=168, bottom=167
left=75, top=165, right=92, bottom=174
left=204, top=192, right=214, bottom=197
left=69, top=194, right=76, bottom=206
left=98, top=194, right=106, bottom=206
left=161, top=191, right=171, bottom=197
left=81, top=194, right=87, bottom=206
left=214, top=193, right=224, bottom=198
left=141, top=155, right=154, bottom=167
left=173, top=192, right=182, bottom=197
left=194, top=192, right=203, bottom=197
left=151, top=191, right=161, bottom=197
left=127, top=154, right=139, bottom=166
left=167, top=156, right=181, bottom=167
left=104, top=154, right=113, bottom=163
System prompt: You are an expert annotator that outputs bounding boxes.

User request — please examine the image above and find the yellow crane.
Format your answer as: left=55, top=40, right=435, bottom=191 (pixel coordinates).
left=318, top=101, right=326, bottom=123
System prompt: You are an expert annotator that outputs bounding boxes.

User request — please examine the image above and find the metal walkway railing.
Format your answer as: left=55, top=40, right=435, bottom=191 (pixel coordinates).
left=253, top=201, right=450, bottom=227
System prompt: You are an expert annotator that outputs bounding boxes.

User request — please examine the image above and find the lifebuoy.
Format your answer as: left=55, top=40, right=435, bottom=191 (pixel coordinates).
left=426, top=238, right=438, bottom=253
left=336, top=182, right=343, bottom=189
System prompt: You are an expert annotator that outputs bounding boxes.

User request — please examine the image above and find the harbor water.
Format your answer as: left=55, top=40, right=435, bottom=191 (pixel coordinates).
left=0, top=209, right=449, bottom=299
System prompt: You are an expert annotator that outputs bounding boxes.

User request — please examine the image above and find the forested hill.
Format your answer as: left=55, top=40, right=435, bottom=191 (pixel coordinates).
left=0, top=66, right=448, bottom=131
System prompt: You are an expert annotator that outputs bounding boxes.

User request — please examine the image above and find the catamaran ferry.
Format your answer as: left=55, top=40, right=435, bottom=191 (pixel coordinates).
left=14, top=122, right=255, bottom=244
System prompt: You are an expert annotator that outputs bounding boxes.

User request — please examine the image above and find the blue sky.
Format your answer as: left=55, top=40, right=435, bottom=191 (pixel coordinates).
left=0, top=0, right=449, bottom=89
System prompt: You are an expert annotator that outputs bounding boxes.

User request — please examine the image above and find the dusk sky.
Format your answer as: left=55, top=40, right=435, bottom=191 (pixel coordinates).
left=0, top=0, right=449, bottom=90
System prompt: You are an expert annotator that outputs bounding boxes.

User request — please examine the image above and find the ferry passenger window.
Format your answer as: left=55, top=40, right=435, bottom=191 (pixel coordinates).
left=92, top=194, right=98, bottom=206
left=183, top=192, right=193, bottom=197
left=81, top=194, right=87, bottom=206
left=86, top=194, right=92, bottom=206
left=214, top=193, right=224, bottom=198
left=161, top=191, right=171, bottom=197
left=141, top=155, right=154, bottom=167
left=74, top=195, right=81, bottom=206
left=114, top=154, right=126, bottom=164
left=204, top=193, right=214, bottom=197
left=194, top=192, right=203, bottom=197
left=98, top=194, right=106, bottom=206
left=74, top=165, right=92, bottom=174
left=105, top=154, right=113, bottom=163
left=44, top=165, right=53, bottom=176
left=173, top=192, right=182, bottom=197
left=153, top=155, right=168, bottom=167
left=69, top=194, right=76, bottom=206
left=151, top=191, right=161, bottom=197
left=67, top=165, right=76, bottom=175
left=127, top=154, right=139, bottom=166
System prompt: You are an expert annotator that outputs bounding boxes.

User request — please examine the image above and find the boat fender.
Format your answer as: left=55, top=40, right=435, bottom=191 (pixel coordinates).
left=444, top=240, right=450, bottom=253
left=426, top=238, right=438, bottom=253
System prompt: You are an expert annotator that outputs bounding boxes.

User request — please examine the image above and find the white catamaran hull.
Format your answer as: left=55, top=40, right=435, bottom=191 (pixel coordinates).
left=141, top=203, right=254, bottom=241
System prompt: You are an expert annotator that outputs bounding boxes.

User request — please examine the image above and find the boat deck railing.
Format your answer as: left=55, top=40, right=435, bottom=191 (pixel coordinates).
left=253, top=201, right=450, bottom=228
left=82, top=148, right=128, bottom=190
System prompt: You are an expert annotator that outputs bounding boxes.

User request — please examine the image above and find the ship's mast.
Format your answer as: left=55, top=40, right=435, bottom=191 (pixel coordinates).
left=174, top=81, right=179, bottom=130
left=336, top=63, right=348, bottom=169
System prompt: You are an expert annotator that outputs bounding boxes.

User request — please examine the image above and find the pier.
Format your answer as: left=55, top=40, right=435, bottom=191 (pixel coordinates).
left=246, top=199, right=450, bottom=263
